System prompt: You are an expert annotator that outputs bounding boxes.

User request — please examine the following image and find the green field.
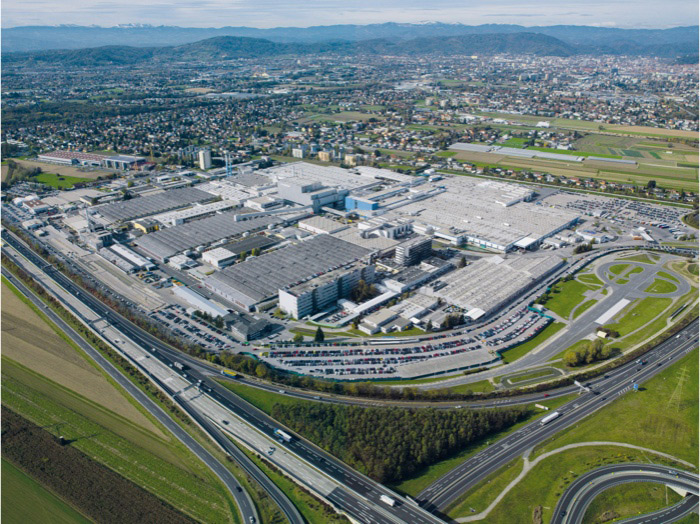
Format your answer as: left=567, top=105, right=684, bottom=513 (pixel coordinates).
left=608, top=263, right=630, bottom=276
left=542, top=280, right=599, bottom=318
left=537, top=349, right=698, bottom=464
left=619, top=253, right=660, bottom=264
left=582, top=482, right=681, bottom=523
left=578, top=273, right=604, bottom=286
left=34, top=173, right=91, bottom=189
left=657, top=271, right=680, bottom=283
left=498, top=322, right=565, bottom=364
left=604, top=297, right=673, bottom=337
left=645, top=278, right=679, bottom=294
left=0, top=279, right=239, bottom=523
left=572, top=299, right=597, bottom=319
left=450, top=349, right=698, bottom=522
left=1, top=458, right=92, bottom=524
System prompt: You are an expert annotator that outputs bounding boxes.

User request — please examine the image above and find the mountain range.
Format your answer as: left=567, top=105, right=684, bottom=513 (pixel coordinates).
left=3, top=22, right=698, bottom=54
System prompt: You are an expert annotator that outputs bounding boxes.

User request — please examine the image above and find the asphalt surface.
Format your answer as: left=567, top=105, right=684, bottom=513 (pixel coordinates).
left=1, top=268, right=261, bottom=524
left=4, top=227, right=697, bottom=524
left=416, top=321, right=698, bottom=516
left=551, top=463, right=699, bottom=524
left=3, top=229, right=443, bottom=524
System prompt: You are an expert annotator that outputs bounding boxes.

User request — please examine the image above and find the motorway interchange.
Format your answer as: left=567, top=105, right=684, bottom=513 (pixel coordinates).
left=3, top=227, right=698, bottom=524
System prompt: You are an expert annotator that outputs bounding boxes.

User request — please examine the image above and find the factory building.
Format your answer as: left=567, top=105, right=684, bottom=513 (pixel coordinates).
left=277, top=179, right=348, bottom=213
left=431, top=254, right=563, bottom=320
left=202, top=235, right=372, bottom=311
left=37, top=151, right=107, bottom=166
left=95, top=187, right=214, bottom=224
left=134, top=213, right=281, bottom=262
left=102, top=155, right=145, bottom=170
left=394, top=236, right=432, bottom=266
left=297, top=216, right=349, bottom=235
left=278, top=263, right=375, bottom=319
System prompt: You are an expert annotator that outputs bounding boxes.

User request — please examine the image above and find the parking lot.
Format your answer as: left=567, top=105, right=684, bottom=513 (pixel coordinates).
left=149, top=304, right=239, bottom=351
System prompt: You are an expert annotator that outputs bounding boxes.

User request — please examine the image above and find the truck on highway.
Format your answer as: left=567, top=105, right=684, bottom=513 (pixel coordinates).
left=173, top=361, right=187, bottom=371
left=380, top=495, right=396, bottom=507
left=539, top=411, right=561, bottom=426
left=274, top=429, right=293, bottom=443
left=221, top=369, right=239, bottom=379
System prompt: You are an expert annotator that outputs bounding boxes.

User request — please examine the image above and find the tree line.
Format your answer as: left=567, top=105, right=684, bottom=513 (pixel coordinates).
left=270, top=403, right=528, bottom=484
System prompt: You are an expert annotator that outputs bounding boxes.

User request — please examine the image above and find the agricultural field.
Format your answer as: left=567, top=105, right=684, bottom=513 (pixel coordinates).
left=447, top=124, right=698, bottom=192
left=0, top=281, right=239, bottom=523
left=1, top=458, right=92, bottom=524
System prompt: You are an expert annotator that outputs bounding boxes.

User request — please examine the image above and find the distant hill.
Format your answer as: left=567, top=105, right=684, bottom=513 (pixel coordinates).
left=3, top=33, right=580, bottom=66
left=3, top=22, right=697, bottom=54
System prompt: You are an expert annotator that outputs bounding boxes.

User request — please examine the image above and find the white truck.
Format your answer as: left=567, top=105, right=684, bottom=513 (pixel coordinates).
left=380, top=494, right=396, bottom=507
left=274, top=428, right=293, bottom=443
left=539, top=411, right=561, bottom=426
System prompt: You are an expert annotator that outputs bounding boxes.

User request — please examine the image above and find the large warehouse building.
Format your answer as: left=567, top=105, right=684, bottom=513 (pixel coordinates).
left=95, top=187, right=214, bottom=224
left=431, top=254, right=564, bottom=319
left=385, top=177, right=580, bottom=252
left=202, top=235, right=373, bottom=310
left=134, top=213, right=282, bottom=262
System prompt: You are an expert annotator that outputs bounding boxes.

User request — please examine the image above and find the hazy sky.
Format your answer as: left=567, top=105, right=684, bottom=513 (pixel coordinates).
left=3, top=0, right=698, bottom=29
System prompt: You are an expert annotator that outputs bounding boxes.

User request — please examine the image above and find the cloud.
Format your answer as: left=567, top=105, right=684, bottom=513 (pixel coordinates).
left=2, top=0, right=697, bottom=28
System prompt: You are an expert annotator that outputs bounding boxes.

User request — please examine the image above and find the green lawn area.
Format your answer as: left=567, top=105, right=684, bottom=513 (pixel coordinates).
left=445, top=379, right=496, bottom=394
left=537, top=349, right=698, bottom=463
left=34, top=173, right=91, bottom=189
left=690, top=263, right=699, bottom=276
left=505, top=368, right=559, bottom=385
left=644, top=278, right=679, bottom=294
left=608, top=263, right=630, bottom=276
left=502, top=137, right=528, bottom=147
left=436, top=151, right=457, bottom=157
left=542, top=280, right=596, bottom=318
left=604, top=297, right=673, bottom=337
left=657, top=271, right=680, bottom=283
left=627, top=266, right=644, bottom=277
left=498, top=322, right=566, bottom=364
left=619, top=253, right=659, bottom=264
left=582, top=482, right=681, bottom=523
left=617, top=278, right=630, bottom=285
left=217, top=380, right=307, bottom=414
left=572, top=299, right=597, bottom=319
left=578, top=273, right=604, bottom=287
left=453, top=349, right=698, bottom=522
left=1, top=458, right=92, bottom=524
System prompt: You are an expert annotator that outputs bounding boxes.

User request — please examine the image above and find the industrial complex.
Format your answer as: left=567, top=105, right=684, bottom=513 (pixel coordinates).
left=5, top=158, right=695, bottom=380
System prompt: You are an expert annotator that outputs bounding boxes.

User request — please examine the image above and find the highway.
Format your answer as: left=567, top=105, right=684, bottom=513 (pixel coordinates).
left=551, top=464, right=699, bottom=524
left=2, top=229, right=444, bottom=524
left=4, top=227, right=698, bottom=524
left=1, top=268, right=262, bottom=524
left=416, top=321, right=698, bottom=514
